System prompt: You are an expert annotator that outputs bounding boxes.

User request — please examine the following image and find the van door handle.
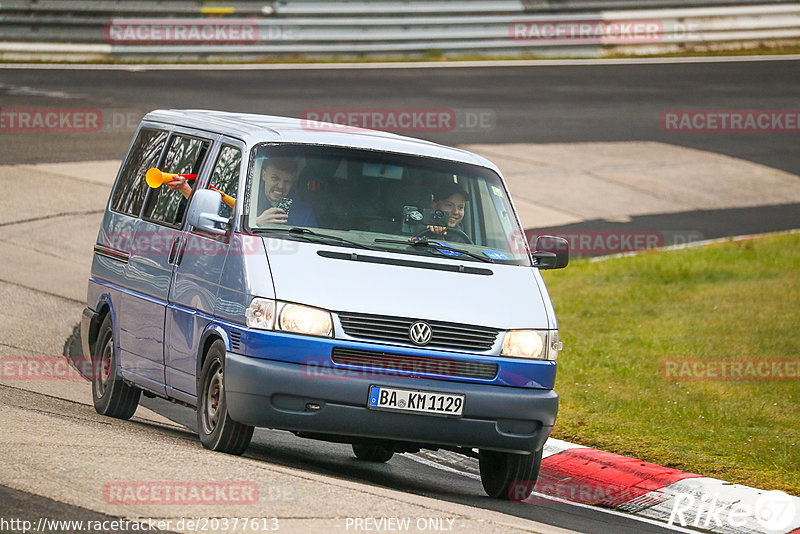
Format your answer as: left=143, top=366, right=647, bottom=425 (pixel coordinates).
left=168, top=236, right=180, bottom=264
left=175, top=238, right=187, bottom=266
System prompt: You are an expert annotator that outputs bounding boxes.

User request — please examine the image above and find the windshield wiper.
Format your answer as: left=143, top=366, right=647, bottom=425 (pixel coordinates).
left=374, top=237, right=494, bottom=263
left=253, top=226, right=379, bottom=251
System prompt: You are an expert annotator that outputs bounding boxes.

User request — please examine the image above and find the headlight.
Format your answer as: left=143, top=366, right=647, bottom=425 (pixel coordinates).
left=501, top=330, right=561, bottom=360
left=279, top=303, right=332, bottom=337
left=246, top=298, right=332, bottom=337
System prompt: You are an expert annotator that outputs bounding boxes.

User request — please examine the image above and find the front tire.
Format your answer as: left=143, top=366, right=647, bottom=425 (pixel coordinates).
left=197, top=340, right=254, bottom=455
left=91, top=314, right=140, bottom=419
left=479, top=448, right=543, bottom=500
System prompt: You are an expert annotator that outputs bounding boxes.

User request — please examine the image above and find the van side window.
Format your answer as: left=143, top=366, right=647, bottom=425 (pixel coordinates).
left=207, top=145, right=241, bottom=221
left=110, top=128, right=168, bottom=217
left=142, top=134, right=209, bottom=228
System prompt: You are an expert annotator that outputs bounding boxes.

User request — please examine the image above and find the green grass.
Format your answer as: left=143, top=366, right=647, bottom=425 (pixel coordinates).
left=542, top=232, right=800, bottom=496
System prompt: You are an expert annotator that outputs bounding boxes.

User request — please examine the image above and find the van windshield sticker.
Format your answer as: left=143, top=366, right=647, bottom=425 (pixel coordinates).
left=483, top=250, right=509, bottom=260
left=435, top=242, right=463, bottom=257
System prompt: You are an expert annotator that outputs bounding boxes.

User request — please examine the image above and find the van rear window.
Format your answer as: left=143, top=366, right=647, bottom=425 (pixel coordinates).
left=110, top=128, right=168, bottom=217
left=142, top=134, right=209, bottom=228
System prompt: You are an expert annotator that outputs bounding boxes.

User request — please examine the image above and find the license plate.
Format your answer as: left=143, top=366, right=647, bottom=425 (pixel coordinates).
left=367, top=386, right=464, bottom=417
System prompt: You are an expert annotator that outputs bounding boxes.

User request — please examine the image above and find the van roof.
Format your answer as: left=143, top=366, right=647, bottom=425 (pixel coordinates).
left=143, top=109, right=500, bottom=172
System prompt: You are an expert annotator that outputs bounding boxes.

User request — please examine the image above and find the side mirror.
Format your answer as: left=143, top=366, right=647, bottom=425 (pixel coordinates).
left=532, top=235, right=569, bottom=270
left=187, top=189, right=230, bottom=235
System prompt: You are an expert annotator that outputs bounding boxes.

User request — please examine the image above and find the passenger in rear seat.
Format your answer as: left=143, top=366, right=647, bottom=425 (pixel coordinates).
left=168, top=156, right=317, bottom=227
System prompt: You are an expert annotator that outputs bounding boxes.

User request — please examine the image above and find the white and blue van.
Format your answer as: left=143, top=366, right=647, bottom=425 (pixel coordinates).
left=82, top=110, right=568, bottom=500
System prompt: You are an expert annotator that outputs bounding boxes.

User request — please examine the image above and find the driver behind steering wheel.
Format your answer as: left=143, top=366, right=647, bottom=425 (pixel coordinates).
left=427, top=183, right=469, bottom=242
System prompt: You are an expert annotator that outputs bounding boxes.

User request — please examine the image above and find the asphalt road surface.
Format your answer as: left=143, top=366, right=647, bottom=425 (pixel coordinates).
left=144, top=397, right=686, bottom=534
left=1, top=59, right=799, bottom=174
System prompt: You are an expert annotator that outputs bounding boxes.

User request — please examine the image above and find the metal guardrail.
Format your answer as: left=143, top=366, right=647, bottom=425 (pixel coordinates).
left=1, top=0, right=798, bottom=15
left=0, top=2, right=799, bottom=59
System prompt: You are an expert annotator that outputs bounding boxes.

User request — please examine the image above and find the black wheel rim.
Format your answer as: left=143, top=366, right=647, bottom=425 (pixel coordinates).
left=95, top=336, right=113, bottom=398
left=202, top=361, right=224, bottom=434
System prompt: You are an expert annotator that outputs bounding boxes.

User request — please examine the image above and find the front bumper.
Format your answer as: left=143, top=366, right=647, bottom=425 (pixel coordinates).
left=225, top=352, right=558, bottom=454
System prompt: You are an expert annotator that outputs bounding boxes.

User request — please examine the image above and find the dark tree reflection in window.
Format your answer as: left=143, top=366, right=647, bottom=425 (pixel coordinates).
left=111, top=129, right=168, bottom=217
left=143, top=135, right=209, bottom=227
left=208, top=145, right=242, bottom=220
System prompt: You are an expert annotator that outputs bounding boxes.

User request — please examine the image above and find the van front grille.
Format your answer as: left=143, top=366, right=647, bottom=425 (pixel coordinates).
left=331, top=347, right=498, bottom=380
left=337, top=312, right=499, bottom=352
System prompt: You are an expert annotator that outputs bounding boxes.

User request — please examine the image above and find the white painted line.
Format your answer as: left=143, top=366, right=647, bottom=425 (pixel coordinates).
left=542, top=437, right=587, bottom=459
left=1, top=54, right=799, bottom=71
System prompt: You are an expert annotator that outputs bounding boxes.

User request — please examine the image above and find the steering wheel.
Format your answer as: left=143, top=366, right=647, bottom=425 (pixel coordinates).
left=414, top=227, right=473, bottom=244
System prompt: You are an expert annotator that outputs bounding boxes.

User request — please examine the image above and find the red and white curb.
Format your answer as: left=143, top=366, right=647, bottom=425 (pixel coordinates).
left=526, top=438, right=800, bottom=533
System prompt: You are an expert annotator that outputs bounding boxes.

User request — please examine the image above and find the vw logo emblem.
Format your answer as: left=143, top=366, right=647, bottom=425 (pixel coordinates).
left=409, top=321, right=432, bottom=346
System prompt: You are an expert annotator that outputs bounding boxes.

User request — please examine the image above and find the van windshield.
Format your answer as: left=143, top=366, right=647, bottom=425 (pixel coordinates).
left=246, top=144, right=530, bottom=265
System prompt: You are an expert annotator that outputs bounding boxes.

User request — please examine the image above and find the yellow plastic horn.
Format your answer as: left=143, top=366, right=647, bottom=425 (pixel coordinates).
left=209, top=185, right=236, bottom=208
left=219, top=193, right=236, bottom=209
left=145, top=168, right=197, bottom=188
left=145, top=168, right=169, bottom=188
